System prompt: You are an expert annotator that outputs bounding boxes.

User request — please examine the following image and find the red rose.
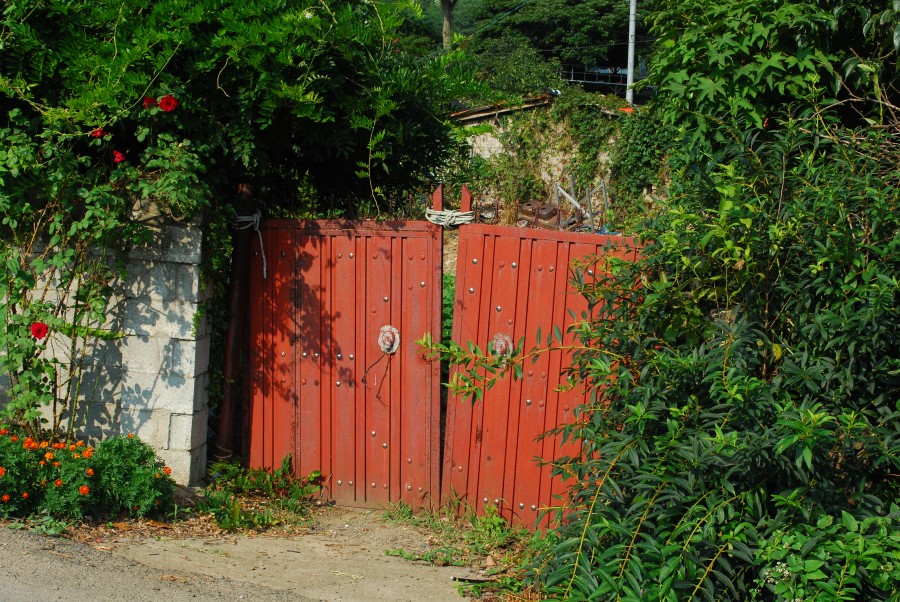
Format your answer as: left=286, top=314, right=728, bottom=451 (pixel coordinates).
left=158, top=94, right=179, bottom=112
left=90, top=128, right=107, bottom=138
left=30, top=322, right=48, bottom=340
left=113, top=150, right=125, bottom=163
left=142, top=96, right=157, bottom=109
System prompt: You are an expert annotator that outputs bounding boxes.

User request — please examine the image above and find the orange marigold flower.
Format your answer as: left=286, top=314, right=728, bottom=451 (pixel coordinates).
left=21, top=492, right=29, bottom=499
left=53, top=442, right=65, bottom=450
left=39, top=461, right=46, bottom=466
left=40, top=441, right=49, bottom=448
left=79, top=485, right=90, bottom=496
left=0, top=466, right=5, bottom=477
left=40, top=479, right=46, bottom=486
left=23, top=437, right=32, bottom=445
left=0, top=428, right=7, bottom=435
left=82, top=449, right=93, bottom=459
left=53, top=462, right=60, bottom=467
left=69, top=444, right=76, bottom=451
left=85, top=468, right=94, bottom=477
left=1, top=494, right=9, bottom=503
left=73, top=453, right=81, bottom=459
left=155, top=473, right=161, bottom=479
left=163, top=467, right=172, bottom=476
left=127, top=433, right=134, bottom=439
left=44, top=452, right=54, bottom=461
left=76, top=441, right=84, bottom=447
left=54, top=479, right=63, bottom=487
left=10, top=436, right=17, bottom=442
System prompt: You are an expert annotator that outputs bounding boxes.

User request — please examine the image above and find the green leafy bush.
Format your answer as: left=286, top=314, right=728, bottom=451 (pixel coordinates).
left=529, top=117, right=900, bottom=601
left=0, top=428, right=174, bottom=520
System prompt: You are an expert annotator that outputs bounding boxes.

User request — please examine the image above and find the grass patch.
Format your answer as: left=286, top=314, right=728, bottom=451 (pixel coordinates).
left=381, top=501, right=546, bottom=599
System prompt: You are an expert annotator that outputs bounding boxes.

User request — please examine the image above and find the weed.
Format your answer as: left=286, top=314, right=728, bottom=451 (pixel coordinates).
left=195, top=454, right=319, bottom=532
left=381, top=501, right=540, bottom=598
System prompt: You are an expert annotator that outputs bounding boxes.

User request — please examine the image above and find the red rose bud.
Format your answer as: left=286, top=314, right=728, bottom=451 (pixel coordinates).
left=90, top=128, right=106, bottom=138
left=158, top=94, right=179, bottom=112
left=142, top=96, right=157, bottom=109
left=113, top=150, right=125, bottom=163
left=31, top=322, right=49, bottom=340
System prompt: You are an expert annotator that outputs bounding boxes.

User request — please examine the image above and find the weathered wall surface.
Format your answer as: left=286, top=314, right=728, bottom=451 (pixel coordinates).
left=84, top=223, right=210, bottom=485
left=1, top=219, right=210, bottom=486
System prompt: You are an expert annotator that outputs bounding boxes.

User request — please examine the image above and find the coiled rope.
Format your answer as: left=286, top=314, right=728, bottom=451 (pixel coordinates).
left=425, top=208, right=475, bottom=228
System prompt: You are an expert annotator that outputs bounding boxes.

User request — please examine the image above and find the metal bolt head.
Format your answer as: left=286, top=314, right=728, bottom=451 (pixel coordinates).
left=337, top=353, right=342, bottom=360
left=337, top=480, right=342, bottom=485
left=407, top=458, right=412, bottom=464
left=383, top=296, right=389, bottom=302
left=348, top=480, right=353, bottom=486
left=336, top=381, right=341, bottom=387
left=406, top=485, right=412, bottom=491
left=511, top=262, right=517, bottom=268
left=349, top=354, right=355, bottom=360
left=519, top=503, right=525, bottom=509
left=420, top=281, right=426, bottom=287
left=382, top=443, right=387, bottom=449
left=496, top=305, right=502, bottom=312
left=371, top=431, right=376, bottom=437
left=483, top=498, right=488, bottom=503
left=494, top=498, right=500, bottom=505
left=469, top=287, right=475, bottom=294
left=302, top=352, right=308, bottom=358
left=349, top=253, right=354, bottom=258
left=313, top=352, right=319, bottom=358
left=531, top=505, right=536, bottom=511
left=472, top=258, right=478, bottom=265
left=371, top=482, right=376, bottom=488
left=280, top=351, right=286, bottom=357
left=525, top=399, right=532, bottom=406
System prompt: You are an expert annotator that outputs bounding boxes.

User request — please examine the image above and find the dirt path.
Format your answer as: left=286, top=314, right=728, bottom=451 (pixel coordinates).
left=0, top=507, right=478, bottom=602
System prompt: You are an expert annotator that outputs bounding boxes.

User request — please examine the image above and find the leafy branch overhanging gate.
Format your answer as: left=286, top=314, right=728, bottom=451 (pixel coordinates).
left=246, top=218, right=638, bottom=525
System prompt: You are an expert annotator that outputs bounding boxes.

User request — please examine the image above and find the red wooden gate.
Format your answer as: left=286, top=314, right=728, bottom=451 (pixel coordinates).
left=247, top=220, right=442, bottom=507
left=442, top=224, right=639, bottom=526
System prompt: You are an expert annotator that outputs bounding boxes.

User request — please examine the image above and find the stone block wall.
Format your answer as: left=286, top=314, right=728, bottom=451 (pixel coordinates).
left=2, top=220, right=210, bottom=486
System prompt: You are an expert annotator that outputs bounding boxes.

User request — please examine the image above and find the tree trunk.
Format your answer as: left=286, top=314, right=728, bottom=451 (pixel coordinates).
left=441, top=0, right=454, bottom=50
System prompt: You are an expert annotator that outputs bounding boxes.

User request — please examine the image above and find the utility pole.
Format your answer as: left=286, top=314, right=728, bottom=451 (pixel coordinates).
left=626, top=0, right=637, bottom=104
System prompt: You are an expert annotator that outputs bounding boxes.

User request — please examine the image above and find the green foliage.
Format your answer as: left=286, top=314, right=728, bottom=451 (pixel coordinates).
left=646, top=0, right=899, bottom=147
left=0, top=428, right=174, bottom=520
left=91, top=435, right=175, bottom=518
left=471, top=0, right=631, bottom=67
left=195, top=456, right=321, bottom=532
left=469, top=32, right=565, bottom=98
left=607, top=105, right=673, bottom=222
left=1, top=0, right=479, bottom=437
left=442, top=272, right=456, bottom=343
left=526, top=119, right=900, bottom=600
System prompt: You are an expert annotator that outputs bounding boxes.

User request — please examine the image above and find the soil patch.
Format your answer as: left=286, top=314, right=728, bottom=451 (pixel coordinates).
left=1, top=506, right=479, bottom=602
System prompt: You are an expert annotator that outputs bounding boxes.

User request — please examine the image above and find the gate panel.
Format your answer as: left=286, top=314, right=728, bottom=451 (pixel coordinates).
left=249, top=220, right=442, bottom=508
left=442, top=224, right=639, bottom=526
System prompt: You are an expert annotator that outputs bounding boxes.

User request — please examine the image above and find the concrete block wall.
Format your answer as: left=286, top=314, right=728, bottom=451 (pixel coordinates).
left=100, top=222, right=210, bottom=485
left=2, top=220, right=211, bottom=486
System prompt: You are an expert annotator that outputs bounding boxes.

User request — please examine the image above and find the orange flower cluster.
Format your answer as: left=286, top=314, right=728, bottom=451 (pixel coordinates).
left=0, top=429, right=98, bottom=509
